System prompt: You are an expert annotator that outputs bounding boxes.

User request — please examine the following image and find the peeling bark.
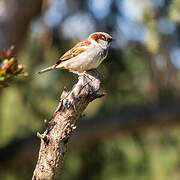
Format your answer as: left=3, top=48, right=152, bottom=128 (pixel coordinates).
left=32, top=70, right=104, bottom=180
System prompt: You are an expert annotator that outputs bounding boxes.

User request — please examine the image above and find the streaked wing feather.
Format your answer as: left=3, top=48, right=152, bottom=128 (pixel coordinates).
left=56, top=39, right=91, bottom=63
left=60, top=47, right=86, bottom=61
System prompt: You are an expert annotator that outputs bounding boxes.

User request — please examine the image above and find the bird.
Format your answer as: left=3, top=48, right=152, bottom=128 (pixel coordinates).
left=38, top=32, right=113, bottom=75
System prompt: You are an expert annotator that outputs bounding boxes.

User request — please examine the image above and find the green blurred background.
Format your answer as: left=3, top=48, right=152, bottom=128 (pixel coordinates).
left=1, top=0, right=180, bottom=179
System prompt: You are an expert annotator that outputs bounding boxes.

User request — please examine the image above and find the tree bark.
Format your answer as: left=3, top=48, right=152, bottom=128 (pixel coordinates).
left=32, top=70, right=104, bottom=180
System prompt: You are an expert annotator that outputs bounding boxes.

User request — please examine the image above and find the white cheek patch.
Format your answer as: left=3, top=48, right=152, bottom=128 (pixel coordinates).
left=89, top=39, right=99, bottom=46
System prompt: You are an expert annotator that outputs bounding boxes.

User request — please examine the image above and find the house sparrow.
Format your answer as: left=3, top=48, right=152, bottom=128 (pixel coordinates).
left=38, top=32, right=113, bottom=75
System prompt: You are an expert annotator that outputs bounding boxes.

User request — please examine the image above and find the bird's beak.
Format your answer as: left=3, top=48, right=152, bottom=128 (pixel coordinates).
left=111, top=38, right=115, bottom=42
left=108, top=37, right=115, bottom=43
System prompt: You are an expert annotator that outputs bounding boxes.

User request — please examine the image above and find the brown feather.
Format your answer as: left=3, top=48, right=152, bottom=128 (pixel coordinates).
left=56, top=39, right=91, bottom=64
left=60, top=47, right=86, bottom=61
left=90, top=33, right=106, bottom=41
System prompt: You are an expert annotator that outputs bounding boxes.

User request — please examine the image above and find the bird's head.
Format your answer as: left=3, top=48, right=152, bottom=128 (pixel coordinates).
left=88, top=32, right=114, bottom=49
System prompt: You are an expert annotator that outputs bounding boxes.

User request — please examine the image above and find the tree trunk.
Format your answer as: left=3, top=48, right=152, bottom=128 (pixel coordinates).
left=32, top=70, right=104, bottom=180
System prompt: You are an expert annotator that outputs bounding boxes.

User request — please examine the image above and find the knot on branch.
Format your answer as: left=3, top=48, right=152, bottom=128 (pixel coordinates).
left=61, top=122, right=77, bottom=144
left=37, top=132, right=49, bottom=145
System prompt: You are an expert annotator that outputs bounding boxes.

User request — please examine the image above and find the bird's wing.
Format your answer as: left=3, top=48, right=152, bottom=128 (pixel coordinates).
left=56, top=39, right=91, bottom=64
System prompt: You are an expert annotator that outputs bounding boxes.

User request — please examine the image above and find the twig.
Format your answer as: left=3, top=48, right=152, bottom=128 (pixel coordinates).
left=32, top=70, right=104, bottom=180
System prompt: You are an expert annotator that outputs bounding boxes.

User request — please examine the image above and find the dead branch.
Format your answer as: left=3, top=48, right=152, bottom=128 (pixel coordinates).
left=32, top=70, right=104, bottom=180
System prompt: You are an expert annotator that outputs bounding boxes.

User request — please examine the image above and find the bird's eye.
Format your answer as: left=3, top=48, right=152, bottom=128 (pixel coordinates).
left=102, top=36, right=106, bottom=40
left=107, top=37, right=113, bottom=43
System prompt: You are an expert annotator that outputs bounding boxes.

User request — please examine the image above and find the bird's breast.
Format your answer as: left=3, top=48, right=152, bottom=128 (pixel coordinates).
left=64, top=46, right=108, bottom=72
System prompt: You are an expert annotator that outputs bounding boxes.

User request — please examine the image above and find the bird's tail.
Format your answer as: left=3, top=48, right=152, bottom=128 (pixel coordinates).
left=38, top=64, right=57, bottom=74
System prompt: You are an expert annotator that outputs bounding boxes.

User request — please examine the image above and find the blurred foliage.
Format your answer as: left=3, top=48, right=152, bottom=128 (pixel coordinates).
left=0, top=46, right=27, bottom=88
left=1, top=0, right=180, bottom=179
left=1, top=128, right=180, bottom=180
